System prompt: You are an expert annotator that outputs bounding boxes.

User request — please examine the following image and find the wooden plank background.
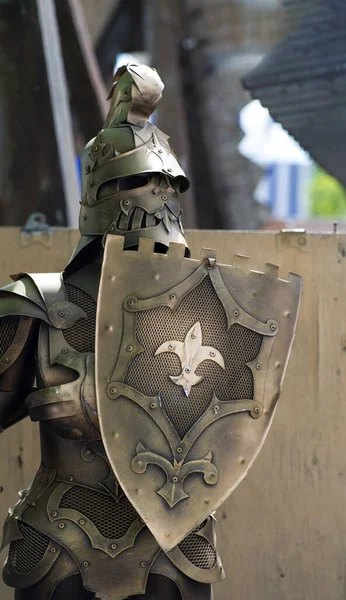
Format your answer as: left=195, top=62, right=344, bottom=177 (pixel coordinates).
left=0, top=229, right=345, bottom=600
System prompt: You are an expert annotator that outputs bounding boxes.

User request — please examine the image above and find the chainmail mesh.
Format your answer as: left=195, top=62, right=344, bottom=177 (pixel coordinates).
left=0, top=316, right=20, bottom=357
left=125, top=277, right=263, bottom=438
left=60, top=485, right=139, bottom=539
left=178, top=532, right=217, bottom=570
left=63, top=284, right=96, bottom=353
left=9, top=522, right=50, bottom=573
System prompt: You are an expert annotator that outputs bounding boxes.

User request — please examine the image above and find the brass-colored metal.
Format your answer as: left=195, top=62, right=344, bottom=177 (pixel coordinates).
left=96, top=236, right=302, bottom=551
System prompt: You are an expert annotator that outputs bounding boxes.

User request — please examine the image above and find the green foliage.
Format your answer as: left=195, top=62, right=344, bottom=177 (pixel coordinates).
left=310, top=168, right=346, bottom=217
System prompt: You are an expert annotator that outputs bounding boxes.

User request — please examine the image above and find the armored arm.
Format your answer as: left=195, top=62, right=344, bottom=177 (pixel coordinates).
left=0, top=316, right=39, bottom=431
left=0, top=276, right=50, bottom=432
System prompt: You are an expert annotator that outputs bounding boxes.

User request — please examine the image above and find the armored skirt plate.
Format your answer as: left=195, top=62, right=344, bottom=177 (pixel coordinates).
left=96, top=236, right=302, bottom=551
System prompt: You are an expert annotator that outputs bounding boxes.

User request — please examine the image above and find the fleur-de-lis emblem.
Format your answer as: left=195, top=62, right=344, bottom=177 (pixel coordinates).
left=155, top=322, right=225, bottom=397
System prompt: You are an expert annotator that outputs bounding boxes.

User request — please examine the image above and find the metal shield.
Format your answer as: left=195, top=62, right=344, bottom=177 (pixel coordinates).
left=96, top=236, right=302, bottom=552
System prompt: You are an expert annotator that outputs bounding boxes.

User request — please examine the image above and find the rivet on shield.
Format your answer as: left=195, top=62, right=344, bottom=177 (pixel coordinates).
left=233, top=309, right=239, bottom=317
left=270, top=323, right=277, bottom=331
left=58, top=523, right=65, bottom=529
left=168, top=344, right=175, bottom=350
left=127, top=345, right=134, bottom=352
left=256, top=363, right=262, bottom=370
left=172, top=476, right=178, bottom=483
left=210, top=351, right=216, bottom=357
left=150, top=402, right=157, bottom=409
left=170, top=293, right=177, bottom=300
left=177, top=447, right=183, bottom=453
left=111, top=543, right=117, bottom=550
left=214, top=405, right=220, bottom=414
left=141, top=561, right=147, bottom=568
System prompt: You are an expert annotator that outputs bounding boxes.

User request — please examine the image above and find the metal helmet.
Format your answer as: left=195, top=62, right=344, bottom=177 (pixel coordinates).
left=69, top=64, right=190, bottom=267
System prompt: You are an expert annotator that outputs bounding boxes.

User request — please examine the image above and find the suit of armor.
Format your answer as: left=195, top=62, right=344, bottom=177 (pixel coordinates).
left=1, top=65, right=302, bottom=600
left=0, top=65, right=221, bottom=600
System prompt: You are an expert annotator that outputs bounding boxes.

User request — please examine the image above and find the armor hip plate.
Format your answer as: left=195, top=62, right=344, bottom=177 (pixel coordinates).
left=96, top=236, right=302, bottom=551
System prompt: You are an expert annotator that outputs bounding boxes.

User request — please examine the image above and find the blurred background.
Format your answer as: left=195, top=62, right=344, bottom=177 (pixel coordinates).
left=0, top=0, right=345, bottom=233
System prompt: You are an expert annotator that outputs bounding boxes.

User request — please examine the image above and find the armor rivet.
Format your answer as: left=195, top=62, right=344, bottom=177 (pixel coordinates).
left=204, top=499, right=209, bottom=504
left=214, top=406, right=220, bottom=414
left=270, top=323, right=277, bottom=331
left=210, top=351, right=216, bottom=357
left=162, top=195, right=167, bottom=200
left=127, top=345, right=134, bottom=352
left=233, top=310, right=239, bottom=317
left=185, top=366, right=191, bottom=373
left=85, top=449, right=92, bottom=455
left=61, top=348, right=68, bottom=354
left=83, top=561, right=89, bottom=568
left=88, top=180, right=94, bottom=187
left=111, top=543, right=117, bottom=550
left=85, top=165, right=90, bottom=174
left=191, top=334, right=197, bottom=339
left=150, top=402, right=157, bottom=409
left=141, top=561, right=147, bottom=568
left=59, top=311, right=65, bottom=317
left=170, top=293, right=176, bottom=300
left=168, top=168, right=172, bottom=172
left=93, top=145, right=98, bottom=151
left=254, top=407, right=260, bottom=414
left=177, top=447, right=183, bottom=453
left=124, top=199, right=130, bottom=206
left=50, top=547, right=56, bottom=553
left=172, top=476, right=178, bottom=483
left=79, top=519, right=85, bottom=525
left=158, top=149, right=163, bottom=154
left=51, top=511, right=58, bottom=517
left=58, top=523, right=65, bottom=529
left=256, top=363, right=262, bottom=370
left=168, top=344, right=175, bottom=350
left=110, top=387, right=117, bottom=395
left=67, top=476, right=73, bottom=482
left=109, top=225, right=115, bottom=232
left=83, top=215, right=87, bottom=221
left=3, top=357, right=9, bottom=363
left=128, top=299, right=134, bottom=306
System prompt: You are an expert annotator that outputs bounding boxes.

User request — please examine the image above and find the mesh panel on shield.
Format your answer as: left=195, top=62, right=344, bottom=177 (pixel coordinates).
left=178, top=532, right=217, bottom=570
left=0, top=316, right=20, bottom=357
left=63, top=284, right=96, bottom=353
left=60, top=485, right=139, bottom=539
left=124, top=276, right=263, bottom=438
left=9, top=522, right=50, bottom=573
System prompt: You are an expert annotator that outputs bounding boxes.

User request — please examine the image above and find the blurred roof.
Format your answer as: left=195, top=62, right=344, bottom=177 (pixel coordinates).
left=243, top=0, right=346, bottom=187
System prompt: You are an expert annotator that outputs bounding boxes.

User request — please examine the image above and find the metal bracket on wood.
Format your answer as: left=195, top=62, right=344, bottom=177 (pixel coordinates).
left=277, top=229, right=309, bottom=252
left=20, top=212, right=53, bottom=248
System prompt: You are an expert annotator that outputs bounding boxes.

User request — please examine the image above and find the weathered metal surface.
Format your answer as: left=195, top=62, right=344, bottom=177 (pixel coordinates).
left=96, top=235, right=301, bottom=551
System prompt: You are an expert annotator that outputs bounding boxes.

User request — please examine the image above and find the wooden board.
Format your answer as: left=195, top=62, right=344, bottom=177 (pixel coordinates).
left=1, top=229, right=345, bottom=599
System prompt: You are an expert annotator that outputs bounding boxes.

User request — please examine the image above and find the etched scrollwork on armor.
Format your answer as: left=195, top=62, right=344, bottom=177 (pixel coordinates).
left=132, top=443, right=218, bottom=508
left=108, top=383, right=262, bottom=507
